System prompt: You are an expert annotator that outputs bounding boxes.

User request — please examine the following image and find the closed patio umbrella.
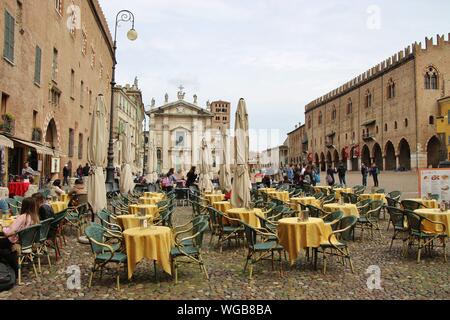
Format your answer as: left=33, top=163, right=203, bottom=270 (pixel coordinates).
left=219, top=127, right=232, bottom=193
left=231, top=98, right=251, bottom=209
left=145, top=133, right=158, bottom=184
left=120, top=124, right=135, bottom=194
left=198, top=138, right=214, bottom=193
left=87, top=95, right=108, bottom=214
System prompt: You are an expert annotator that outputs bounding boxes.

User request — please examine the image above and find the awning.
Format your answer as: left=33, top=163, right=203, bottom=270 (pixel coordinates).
left=361, top=119, right=376, bottom=126
left=0, top=135, right=14, bottom=148
left=11, top=138, right=62, bottom=157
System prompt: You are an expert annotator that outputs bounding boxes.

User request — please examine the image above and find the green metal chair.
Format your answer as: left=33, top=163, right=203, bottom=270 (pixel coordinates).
left=405, top=210, right=447, bottom=263
left=85, top=225, right=127, bottom=290
left=314, top=216, right=357, bottom=274
left=373, top=188, right=385, bottom=194
left=34, top=218, right=54, bottom=273
left=385, top=206, right=409, bottom=253
left=212, top=208, right=245, bottom=252
left=313, top=192, right=325, bottom=200
left=241, top=221, right=284, bottom=279
left=430, top=194, right=440, bottom=201
left=357, top=200, right=383, bottom=240
left=65, top=203, right=90, bottom=238
left=401, top=200, right=427, bottom=211
left=17, top=224, right=41, bottom=285
left=322, top=194, right=336, bottom=205
left=13, top=196, right=24, bottom=205
left=352, top=185, right=366, bottom=195
left=97, top=210, right=122, bottom=233
left=306, top=204, right=327, bottom=218
left=170, top=219, right=210, bottom=284
left=322, top=211, right=344, bottom=230
left=5, top=198, right=20, bottom=216
left=47, top=210, right=67, bottom=261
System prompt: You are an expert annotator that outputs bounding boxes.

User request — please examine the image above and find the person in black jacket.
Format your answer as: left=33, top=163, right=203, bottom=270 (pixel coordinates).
left=32, top=193, right=54, bottom=221
left=337, top=162, right=347, bottom=186
left=186, top=167, right=198, bottom=188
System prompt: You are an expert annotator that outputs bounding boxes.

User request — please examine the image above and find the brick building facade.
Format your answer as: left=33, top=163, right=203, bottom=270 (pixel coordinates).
left=0, top=0, right=113, bottom=185
left=304, top=35, right=450, bottom=172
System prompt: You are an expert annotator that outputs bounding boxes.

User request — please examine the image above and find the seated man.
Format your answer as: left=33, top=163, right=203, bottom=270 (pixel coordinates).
left=68, top=179, right=87, bottom=207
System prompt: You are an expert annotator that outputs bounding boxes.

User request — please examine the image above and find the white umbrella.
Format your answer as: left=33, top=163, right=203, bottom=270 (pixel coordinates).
left=219, top=127, right=232, bottom=193
left=231, top=98, right=251, bottom=209
left=120, top=124, right=135, bottom=194
left=145, top=133, right=159, bottom=183
left=198, top=138, right=214, bottom=193
left=87, top=95, right=108, bottom=214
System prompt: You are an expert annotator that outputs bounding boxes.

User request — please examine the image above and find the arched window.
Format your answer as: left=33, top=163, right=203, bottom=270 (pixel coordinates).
left=376, top=126, right=379, bottom=134
left=394, top=121, right=398, bottom=130
left=384, top=123, right=388, bottom=132
left=404, top=118, right=408, bottom=127
left=318, top=111, right=323, bottom=125
left=387, top=78, right=396, bottom=99
left=347, top=98, right=352, bottom=115
left=331, top=105, right=337, bottom=120
left=425, top=66, right=439, bottom=90
left=429, top=116, right=434, bottom=125
left=365, top=90, right=372, bottom=108
left=345, top=133, right=348, bottom=140
left=308, top=116, right=312, bottom=129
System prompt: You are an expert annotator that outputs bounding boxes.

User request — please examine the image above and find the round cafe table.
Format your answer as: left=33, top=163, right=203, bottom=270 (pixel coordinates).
left=414, top=209, right=450, bottom=236
left=406, top=199, right=438, bottom=209
left=277, top=217, right=335, bottom=265
left=359, top=193, right=387, bottom=204
left=117, top=215, right=156, bottom=230
left=323, top=203, right=360, bottom=218
left=333, top=188, right=353, bottom=200
left=204, top=194, right=225, bottom=205
left=226, top=208, right=264, bottom=228
left=212, top=201, right=232, bottom=213
left=289, top=197, right=321, bottom=210
left=267, top=191, right=289, bottom=202
left=259, top=188, right=276, bottom=193
left=60, top=194, right=69, bottom=203
left=143, top=192, right=165, bottom=198
left=123, top=226, right=173, bottom=279
left=50, top=201, right=68, bottom=213
left=0, top=217, right=15, bottom=228
left=139, top=197, right=162, bottom=205
left=129, top=204, right=159, bottom=217
left=8, top=182, right=30, bottom=197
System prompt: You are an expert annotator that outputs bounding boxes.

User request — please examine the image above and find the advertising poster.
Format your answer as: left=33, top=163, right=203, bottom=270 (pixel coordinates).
left=418, top=169, right=450, bottom=201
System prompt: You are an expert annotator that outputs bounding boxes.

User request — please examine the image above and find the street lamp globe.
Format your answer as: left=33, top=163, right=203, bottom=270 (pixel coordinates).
left=127, top=28, right=138, bottom=41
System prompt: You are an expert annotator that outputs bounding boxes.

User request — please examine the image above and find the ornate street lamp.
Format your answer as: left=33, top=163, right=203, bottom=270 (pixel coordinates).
left=105, top=10, right=138, bottom=192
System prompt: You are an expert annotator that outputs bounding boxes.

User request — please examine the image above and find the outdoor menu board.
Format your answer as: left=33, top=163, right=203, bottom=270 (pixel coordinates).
left=418, top=169, right=450, bottom=201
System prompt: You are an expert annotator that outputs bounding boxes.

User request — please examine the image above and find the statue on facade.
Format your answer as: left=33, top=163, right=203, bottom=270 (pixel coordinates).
left=177, top=85, right=185, bottom=100
left=134, top=76, right=139, bottom=89
left=164, top=93, right=169, bottom=103
left=193, top=94, right=198, bottom=104
left=151, top=98, right=155, bottom=107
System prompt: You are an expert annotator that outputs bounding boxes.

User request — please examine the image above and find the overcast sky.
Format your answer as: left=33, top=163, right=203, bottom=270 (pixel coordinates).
left=100, top=0, right=450, bottom=151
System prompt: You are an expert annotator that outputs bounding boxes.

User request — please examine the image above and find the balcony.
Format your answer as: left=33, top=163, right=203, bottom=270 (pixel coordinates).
left=362, top=132, right=375, bottom=141
left=0, top=114, right=15, bottom=136
left=32, top=128, right=42, bottom=142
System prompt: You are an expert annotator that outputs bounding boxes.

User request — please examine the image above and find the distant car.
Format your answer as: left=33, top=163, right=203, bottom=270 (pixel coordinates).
left=438, top=161, right=450, bottom=168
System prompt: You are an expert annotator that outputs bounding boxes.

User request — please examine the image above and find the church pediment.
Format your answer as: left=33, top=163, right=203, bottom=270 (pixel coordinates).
left=149, top=100, right=214, bottom=117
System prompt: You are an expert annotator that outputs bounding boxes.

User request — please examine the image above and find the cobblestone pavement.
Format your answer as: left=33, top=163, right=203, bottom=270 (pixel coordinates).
left=1, top=198, right=449, bottom=300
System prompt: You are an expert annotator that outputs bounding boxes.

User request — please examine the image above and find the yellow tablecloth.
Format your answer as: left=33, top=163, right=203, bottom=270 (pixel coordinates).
left=117, top=215, right=156, bottom=230
left=333, top=188, right=353, bottom=201
left=259, top=188, right=276, bottom=193
left=123, top=226, right=173, bottom=279
left=360, top=193, right=387, bottom=204
left=414, top=209, right=450, bottom=236
left=277, top=217, right=334, bottom=265
left=59, top=194, right=69, bottom=203
left=50, top=201, right=68, bottom=213
left=323, top=203, right=360, bottom=218
left=212, top=201, right=232, bottom=213
left=143, top=192, right=165, bottom=198
left=226, top=208, right=264, bottom=228
left=289, top=197, right=321, bottom=210
left=0, top=217, right=15, bottom=227
left=204, top=194, right=225, bottom=205
left=129, top=204, right=159, bottom=217
left=267, top=191, right=290, bottom=202
left=139, top=197, right=163, bottom=205
left=406, top=199, right=438, bottom=209
left=314, top=186, right=331, bottom=194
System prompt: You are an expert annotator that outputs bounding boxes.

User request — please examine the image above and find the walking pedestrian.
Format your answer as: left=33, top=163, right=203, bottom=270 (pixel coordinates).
left=370, top=163, right=379, bottom=187
left=76, top=165, right=83, bottom=179
left=361, top=163, right=369, bottom=187
left=337, top=162, right=347, bottom=186
left=62, top=164, right=70, bottom=186
left=326, top=166, right=336, bottom=186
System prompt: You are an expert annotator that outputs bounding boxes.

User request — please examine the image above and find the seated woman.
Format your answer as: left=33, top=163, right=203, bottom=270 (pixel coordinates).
left=32, top=193, right=54, bottom=221
left=50, top=179, right=64, bottom=198
left=68, top=179, right=87, bottom=207
left=0, top=198, right=40, bottom=273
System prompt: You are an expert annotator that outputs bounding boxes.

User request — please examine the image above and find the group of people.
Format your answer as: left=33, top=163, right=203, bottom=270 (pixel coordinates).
left=160, top=167, right=199, bottom=192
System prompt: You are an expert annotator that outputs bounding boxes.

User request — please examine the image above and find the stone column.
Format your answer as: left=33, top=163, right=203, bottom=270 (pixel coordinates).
left=395, top=155, right=400, bottom=170
left=357, top=158, right=362, bottom=171
left=162, top=119, right=170, bottom=172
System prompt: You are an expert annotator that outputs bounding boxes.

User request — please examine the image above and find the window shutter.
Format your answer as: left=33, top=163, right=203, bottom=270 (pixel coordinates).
left=3, top=10, right=15, bottom=61
left=34, top=46, right=42, bottom=84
